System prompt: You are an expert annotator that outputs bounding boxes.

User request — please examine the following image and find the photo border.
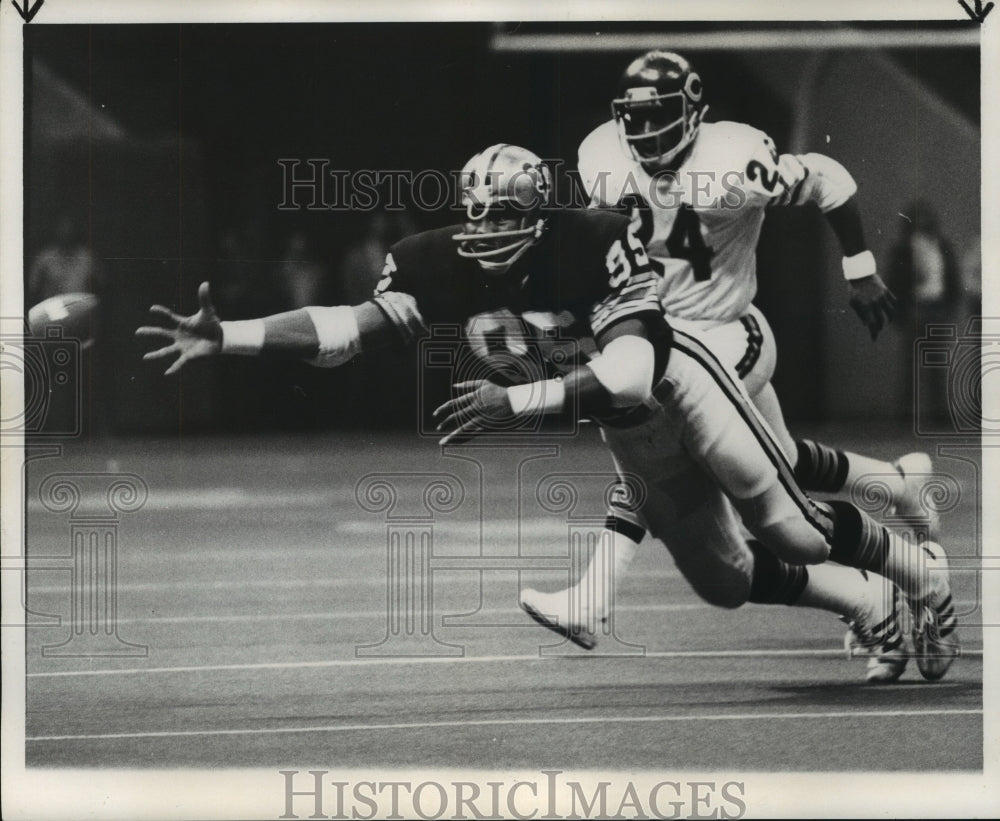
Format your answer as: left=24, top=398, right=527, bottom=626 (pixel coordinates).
left=1, top=1, right=996, bottom=818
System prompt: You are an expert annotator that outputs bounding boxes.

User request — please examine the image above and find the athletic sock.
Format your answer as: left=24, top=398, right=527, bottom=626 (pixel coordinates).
left=793, top=562, right=879, bottom=621
left=794, top=439, right=850, bottom=492
left=572, top=515, right=644, bottom=619
left=746, top=541, right=809, bottom=605
left=795, top=440, right=906, bottom=501
left=824, top=500, right=932, bottom=598
left=747, top=541, right=904, bottom=649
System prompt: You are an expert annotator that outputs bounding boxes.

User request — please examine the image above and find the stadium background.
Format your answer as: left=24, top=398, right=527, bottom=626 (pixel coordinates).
left=24, top=21, right=980, bottom=436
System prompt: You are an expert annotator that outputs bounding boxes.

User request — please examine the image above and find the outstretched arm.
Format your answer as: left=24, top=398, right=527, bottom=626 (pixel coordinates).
left=136, top=281, right=399, bottom=375
left=775, top=152, right=897, bottom=340
left=433, top=318, right=661, bottom=444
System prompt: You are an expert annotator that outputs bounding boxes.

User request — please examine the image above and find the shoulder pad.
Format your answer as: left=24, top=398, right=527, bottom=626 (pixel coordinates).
left=577, top=121, right=637, bottom=207
left=687, top=121, right=774, bottom=176
left=558, top=208, right=630, bottom=246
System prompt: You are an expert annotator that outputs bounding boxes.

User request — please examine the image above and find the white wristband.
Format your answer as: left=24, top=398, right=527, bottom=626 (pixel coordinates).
left=842, top=250, right=877, bottom=281
left=507, top=378, right=566, bottom=415
left=220, top=319, right=265, bottom=355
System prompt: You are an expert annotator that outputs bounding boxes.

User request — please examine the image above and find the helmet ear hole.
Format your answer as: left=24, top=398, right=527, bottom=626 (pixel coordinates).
left=684, top=72, right=703, bottom=102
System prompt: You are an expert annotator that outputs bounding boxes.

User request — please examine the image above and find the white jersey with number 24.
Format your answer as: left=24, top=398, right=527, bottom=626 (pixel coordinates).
left=578, top=119, right=794, bottom=324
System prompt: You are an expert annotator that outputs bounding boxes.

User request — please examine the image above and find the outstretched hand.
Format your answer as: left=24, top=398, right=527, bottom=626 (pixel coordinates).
left=433, top=379, right=515, bottom=445
left=135, top=282, right=223, bottom=375
left=847, top=274, right=898, bottom=341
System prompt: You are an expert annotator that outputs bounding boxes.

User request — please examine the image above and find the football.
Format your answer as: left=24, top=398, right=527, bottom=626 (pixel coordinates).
left=27, top=292, right=100, bottom=349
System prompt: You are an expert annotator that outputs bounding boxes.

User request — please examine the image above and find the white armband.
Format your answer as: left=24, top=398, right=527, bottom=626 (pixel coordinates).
left=842, top=250, right=877, bottom=281
left=507, top=378, right=566, bottom=415
left=220, top=319, right=265, bottom=355
left=586, top=336, right=656, bottom=408
left=304, top=305, right=361, bottom=368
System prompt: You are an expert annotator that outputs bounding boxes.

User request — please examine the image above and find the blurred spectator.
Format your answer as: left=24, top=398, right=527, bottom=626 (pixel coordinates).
left=886, top=201, right=963, bottom=425
left=276, top=231, right=328, bottom=309
left=886, top=201, right=963, bottom=327
left=28, top=215, right=102, bottom=305
left=338, top=211, right=414, bottom=304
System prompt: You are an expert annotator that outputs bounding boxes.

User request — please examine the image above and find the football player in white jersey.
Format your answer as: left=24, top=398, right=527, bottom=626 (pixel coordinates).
left=520, top=51, right=943, bottom=676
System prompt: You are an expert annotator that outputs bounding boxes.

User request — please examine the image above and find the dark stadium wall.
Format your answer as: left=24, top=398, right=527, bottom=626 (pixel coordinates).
left=26, top=28, right=219, bottom=433
left=802, top=51, right=980, bottom=421
left=27, top=138, right=220, bottom=434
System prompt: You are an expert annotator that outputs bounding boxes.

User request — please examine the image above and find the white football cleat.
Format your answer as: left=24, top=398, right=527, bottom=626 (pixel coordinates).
left=843, top=583, right=910, bottom=684
left=908, top=540, right=960, bottom=682
left=519, top=587, right=603, bottom=650
left=891, top=452, right=940, bottom=540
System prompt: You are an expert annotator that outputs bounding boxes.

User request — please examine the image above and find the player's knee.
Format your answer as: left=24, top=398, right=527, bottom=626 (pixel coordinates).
left=732, top=483, right=793, bottom=533
left=754, top=519, right=830, bottom=565
left=733, top=485, right=831, bottom=565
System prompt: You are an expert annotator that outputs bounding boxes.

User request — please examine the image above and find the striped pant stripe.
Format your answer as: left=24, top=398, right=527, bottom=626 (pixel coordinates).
left=670, top=329, right=834, bottom=542
left=735, top=312, right=764, bottom=378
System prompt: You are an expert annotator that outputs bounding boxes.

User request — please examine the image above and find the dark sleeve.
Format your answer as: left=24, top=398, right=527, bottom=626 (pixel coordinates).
left=369, top=239, right=431, bottom=345
left=588, top=219, right=664, bottom=338
left=823, top=199, right=867, bottom=258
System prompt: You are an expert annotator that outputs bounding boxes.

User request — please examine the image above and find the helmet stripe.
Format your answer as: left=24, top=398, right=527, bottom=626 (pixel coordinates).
left=484, top=143, right=509, bottom=186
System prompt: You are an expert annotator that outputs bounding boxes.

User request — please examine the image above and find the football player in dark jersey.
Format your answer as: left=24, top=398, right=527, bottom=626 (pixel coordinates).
left=141, top=144, right=667, bottom=420
left=137, top=144, right=957, bottom=683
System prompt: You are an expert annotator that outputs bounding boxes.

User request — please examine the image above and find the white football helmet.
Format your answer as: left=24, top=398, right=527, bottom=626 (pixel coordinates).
left=453, top=143, right=551, bottom=273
